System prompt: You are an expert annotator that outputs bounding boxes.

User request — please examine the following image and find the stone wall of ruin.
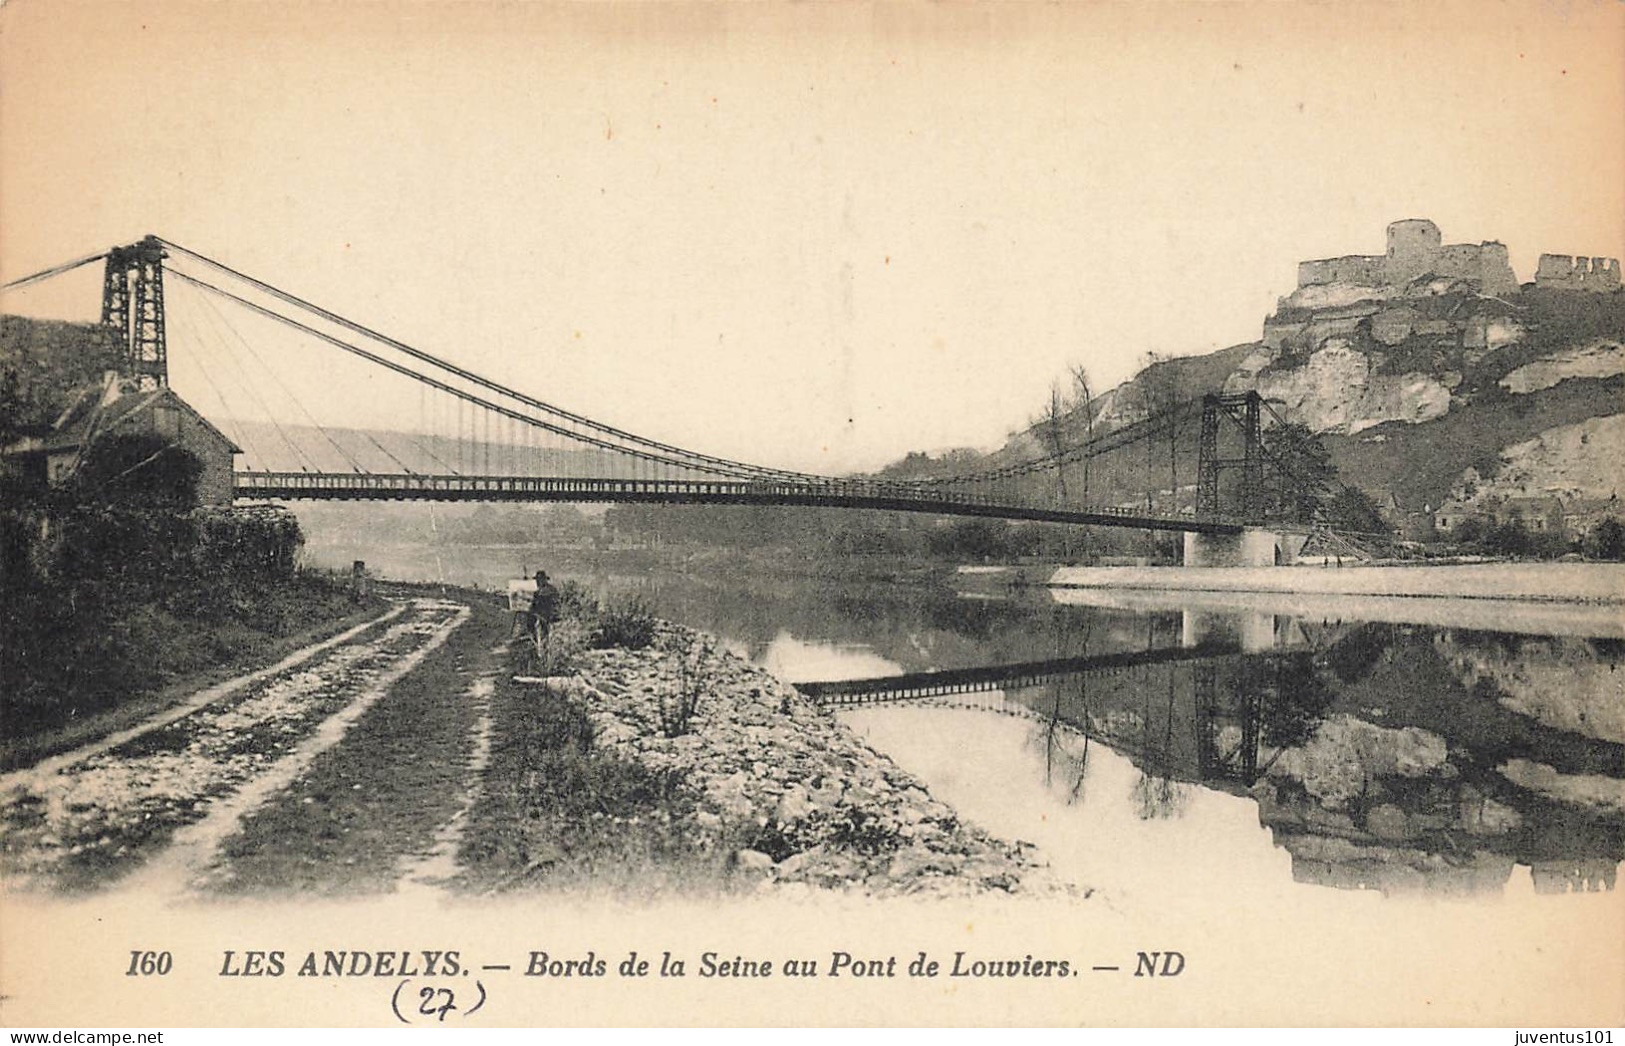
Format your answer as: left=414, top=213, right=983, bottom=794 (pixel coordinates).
left=1534, top=254, right=1622, bottom=292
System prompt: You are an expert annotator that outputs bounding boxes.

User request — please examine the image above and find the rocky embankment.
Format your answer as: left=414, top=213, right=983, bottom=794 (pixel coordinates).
left=567, top=623, right=1064, bottom=899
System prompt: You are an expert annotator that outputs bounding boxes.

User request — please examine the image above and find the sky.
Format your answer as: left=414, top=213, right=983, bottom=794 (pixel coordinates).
left=2, top=0, right=1622, bottom=473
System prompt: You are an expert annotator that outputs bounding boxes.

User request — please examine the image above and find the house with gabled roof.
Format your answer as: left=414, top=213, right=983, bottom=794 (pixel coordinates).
left=1, top=371, right=240, bottom=506
left=1562, top=494, right=1621, bottom=539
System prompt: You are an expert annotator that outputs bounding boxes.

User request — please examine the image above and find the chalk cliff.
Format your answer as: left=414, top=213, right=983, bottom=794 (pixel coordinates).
left=929, top=219, right=1624, bottom=534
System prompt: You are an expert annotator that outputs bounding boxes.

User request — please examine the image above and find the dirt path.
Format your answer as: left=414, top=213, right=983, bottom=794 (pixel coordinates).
left=127, top=603, right=472, bottom=898
left=0, top=604, right=407, bottom=788
left=396, top=662, right=500, bottom=897
left=1, top=592, right=1057, bottom=902
left=196, top=603, right=509, bottom=898
left=0, top=597, right=474, bottom=894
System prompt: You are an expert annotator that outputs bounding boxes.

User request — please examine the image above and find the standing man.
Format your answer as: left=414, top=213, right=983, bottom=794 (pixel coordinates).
left=530, top=569, right=561, bottom=649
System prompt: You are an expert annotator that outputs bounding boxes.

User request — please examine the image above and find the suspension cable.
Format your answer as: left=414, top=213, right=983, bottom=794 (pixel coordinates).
left=0, top=250, right=108, bottom=291
left=194, top=284, right=367, bottom=474
left=155, top=239, right=1244, bottom=518
left=936, top=397, right=1207, bottom=484
left=159, top=239, right=841, bottom=484
left=168, top=268, right=762, bottom=480
left=181, top=280, right=320, bottom=473
left=400, top=381, right=460, bottom=476
left=169, top=284, right=276, bottom=471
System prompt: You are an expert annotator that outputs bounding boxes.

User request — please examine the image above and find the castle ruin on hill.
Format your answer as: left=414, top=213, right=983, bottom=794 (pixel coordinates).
left=1533, top=253, right=1622, bottom=292
left=1295, top=218, right=1620, bottom=295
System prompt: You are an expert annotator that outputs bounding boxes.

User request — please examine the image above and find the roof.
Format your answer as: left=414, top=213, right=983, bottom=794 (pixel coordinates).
left=38, top=380, right=241, bottom=456
left=1499, top=495, right=1565, bottom=511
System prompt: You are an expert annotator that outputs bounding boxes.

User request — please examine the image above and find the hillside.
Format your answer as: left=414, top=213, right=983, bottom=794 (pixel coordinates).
left=890, top=220, right=1624, bottom=538
left=0, top=316, right=122, bottom=441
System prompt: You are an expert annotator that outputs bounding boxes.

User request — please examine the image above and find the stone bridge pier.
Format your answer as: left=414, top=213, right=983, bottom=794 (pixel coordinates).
left=1182, top=527, right=1309, bottom=568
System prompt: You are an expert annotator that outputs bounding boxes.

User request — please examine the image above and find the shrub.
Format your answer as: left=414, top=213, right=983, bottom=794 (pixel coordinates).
left=659, top=634, right=704, bottom=737
left=69, top=434, right=202, bottom=511
left=1484, top=518, right=1533, bottom=558
left=1586, top=517, right=1625, bottom=561
left=191, top=505, right=304, bottom=576
left=512, top=618, right=588, bottom=678
left=744, top=806, right=903, bottom=862
left=555, top=580, right=600, bottom=620
left=0, top=499, right=350, bottom=744
left=590, top=598, right=657, bottom=650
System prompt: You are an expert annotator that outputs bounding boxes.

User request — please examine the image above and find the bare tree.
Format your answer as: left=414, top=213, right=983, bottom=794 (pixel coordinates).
left=1135, top=351, right=1187, bottom=519
left=1132, top=353, right=1161, bottom=519
left=1039, top=380, right=1069, bottom=505
left=1132, top=662, right=1189, bottom=819
left=1030, top=679, right=1092, bottom=805
left=1068, top=364, right=1095, bottom=506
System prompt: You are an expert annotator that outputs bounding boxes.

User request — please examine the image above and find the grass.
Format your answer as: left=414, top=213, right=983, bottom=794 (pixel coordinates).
left=2, top=570, right=373, bottom=750
left=659, top=632, right=703, bottom=737
left=0, top=580, right=386, bottom=772
left=511, top=618, right=589, bottom=678
left=455, top=643, right=736, bottom=898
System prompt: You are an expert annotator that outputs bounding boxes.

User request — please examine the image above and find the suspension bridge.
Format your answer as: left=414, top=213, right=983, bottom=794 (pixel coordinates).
left=3, top=235, right=1335, bottom=555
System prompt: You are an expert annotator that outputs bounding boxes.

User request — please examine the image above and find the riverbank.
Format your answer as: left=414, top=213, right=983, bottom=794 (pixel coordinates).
left=302, top=540, right=955, bottom=591
left=0, top=596, right=473, bottom=893
left=0, top=573, right=382, bottom=772
left=1046, top=561, right=1625, bottom=602
left=1048, top=584, right=1625, bottom=639
left=510, top=619, right=1064, bottom=899
left=0, top=568, right=1060, bottom=900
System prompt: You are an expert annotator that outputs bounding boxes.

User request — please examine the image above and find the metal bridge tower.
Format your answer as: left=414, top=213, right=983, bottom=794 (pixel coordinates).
left=1196, top=391, right=1266, bottom=523
left=100, top=235, right=168, bottom=389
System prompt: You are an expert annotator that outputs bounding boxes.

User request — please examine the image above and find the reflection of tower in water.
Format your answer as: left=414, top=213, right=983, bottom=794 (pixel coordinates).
left=1531, top=859, right=1618, bottom=894
left=811, top=606, right=1622, bottom=898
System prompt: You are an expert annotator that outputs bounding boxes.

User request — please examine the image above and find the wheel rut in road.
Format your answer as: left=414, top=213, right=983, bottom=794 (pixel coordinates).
left=0, top=599, right=469, bottom=895
left=189, top=601, right=510, bottom=899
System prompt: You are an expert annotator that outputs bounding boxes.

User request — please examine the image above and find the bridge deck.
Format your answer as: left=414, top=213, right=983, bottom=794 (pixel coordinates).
left=233, top=472, right=1247, bottom=533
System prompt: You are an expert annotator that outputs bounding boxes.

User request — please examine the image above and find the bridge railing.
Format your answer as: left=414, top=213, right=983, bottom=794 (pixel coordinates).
left=233, top=470, right=1240, bottom=527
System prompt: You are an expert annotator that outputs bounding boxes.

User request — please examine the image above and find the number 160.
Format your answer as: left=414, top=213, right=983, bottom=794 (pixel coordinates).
left=126, top=950, right=173, bottom=976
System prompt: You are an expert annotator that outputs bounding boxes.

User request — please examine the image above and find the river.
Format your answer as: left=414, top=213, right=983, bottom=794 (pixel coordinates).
left=309, top=542, right=1624, bottom=918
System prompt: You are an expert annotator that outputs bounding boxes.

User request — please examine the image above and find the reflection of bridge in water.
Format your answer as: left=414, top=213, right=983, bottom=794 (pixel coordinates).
left=800, top=607, right=1328, bottom=705
left=805, top=608, right=1624, bottom=898
left=803, top=637, right=1314, bottom=789
left=797, top=643, right=1250, bottom=705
